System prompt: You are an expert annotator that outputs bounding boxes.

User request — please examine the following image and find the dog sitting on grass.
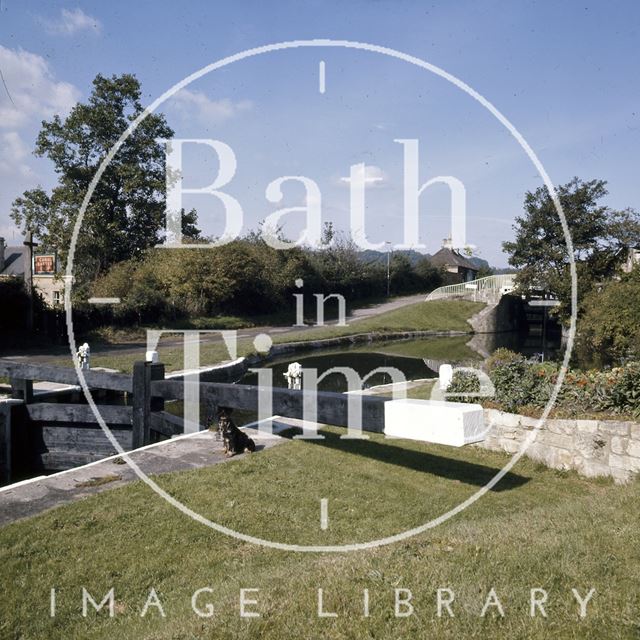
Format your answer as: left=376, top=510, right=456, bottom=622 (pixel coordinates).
left=216, top=407, right=256, bottom=457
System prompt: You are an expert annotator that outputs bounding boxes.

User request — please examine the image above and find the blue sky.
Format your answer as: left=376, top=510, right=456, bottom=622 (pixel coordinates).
left=0, top=0, right=638, bottom=265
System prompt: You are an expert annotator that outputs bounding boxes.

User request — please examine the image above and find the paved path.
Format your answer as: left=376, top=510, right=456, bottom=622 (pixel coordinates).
left=0, top=427, right=285, bottom=527
left=342, top=293, right=427, bottom=323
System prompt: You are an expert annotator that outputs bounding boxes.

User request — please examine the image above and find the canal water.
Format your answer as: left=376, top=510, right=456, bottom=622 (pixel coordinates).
left=240, top=351, right=437, bottom=393
left=167, top=331, right=563, bottom=427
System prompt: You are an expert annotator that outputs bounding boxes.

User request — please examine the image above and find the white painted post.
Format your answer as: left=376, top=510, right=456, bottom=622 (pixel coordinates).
left=76, top=343, right=90, bottom=370
left=438, top=364, right=453, bottom=391
left=284, top=362, right=303, bottom=390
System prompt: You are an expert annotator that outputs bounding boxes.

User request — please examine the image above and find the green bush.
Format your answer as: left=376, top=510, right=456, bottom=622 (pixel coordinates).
left=89, top=234, right=445, bottom=326
left=592, top=363, right=640, bottom=417
left=487, top=353, right=555, bottom=413
left=577, top=266, right=640, bottom=366
left=445, top=369, right=481, bottom=403
left=484, top=349, right=640, bottom=418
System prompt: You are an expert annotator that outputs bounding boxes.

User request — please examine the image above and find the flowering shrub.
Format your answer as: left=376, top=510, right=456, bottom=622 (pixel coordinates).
left=476, top=350, right=554, bottom=412
left=591, top=362, right=640, bottom=417
left=445, top=370, right=481, bottom=403
left=447, top=349, right=640, bottom=418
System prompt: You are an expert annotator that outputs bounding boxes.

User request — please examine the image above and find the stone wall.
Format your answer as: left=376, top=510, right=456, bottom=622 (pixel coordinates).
left=479, top=408, right=640, bottom=483
left=468, top=293, right=526, bottom=334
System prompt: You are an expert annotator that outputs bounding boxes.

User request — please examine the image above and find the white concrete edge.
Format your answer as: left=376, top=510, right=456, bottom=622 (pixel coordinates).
left=240, top=415, right=294, bottom=436
left=346, top=378, right=435, bottom=395
left=166, top=357, right=246, bottom=379
left=34, top=384, right=81, bottom=396
left=0, top=475, right=47, bottom=490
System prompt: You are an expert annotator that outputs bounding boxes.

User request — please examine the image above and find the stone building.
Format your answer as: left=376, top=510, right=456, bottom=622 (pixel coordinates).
left=429, top=238, right=479, bottom=284
left=0, top=237, right=65, bottom=307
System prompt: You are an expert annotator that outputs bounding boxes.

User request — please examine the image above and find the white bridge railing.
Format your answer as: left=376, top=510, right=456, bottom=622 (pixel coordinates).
left=425, top=274, right=516, bottom=301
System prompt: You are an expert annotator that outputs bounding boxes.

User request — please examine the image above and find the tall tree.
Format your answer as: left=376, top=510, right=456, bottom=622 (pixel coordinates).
left=502, top=177, right=640, bottom=319
left=11, top=73, right=174, bottom=284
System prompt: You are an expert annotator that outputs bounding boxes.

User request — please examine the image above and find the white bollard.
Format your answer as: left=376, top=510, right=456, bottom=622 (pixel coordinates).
left=76, top=342, right=91, bottom=370
left=284, top=362, right=303, bottom=390
left=438, top=364, right=453, bottom=390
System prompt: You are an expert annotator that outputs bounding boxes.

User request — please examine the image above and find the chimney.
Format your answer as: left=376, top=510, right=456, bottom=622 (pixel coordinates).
left=0, top=237, right=5, bottom=272
left=442, top=237, right=453, bottom=250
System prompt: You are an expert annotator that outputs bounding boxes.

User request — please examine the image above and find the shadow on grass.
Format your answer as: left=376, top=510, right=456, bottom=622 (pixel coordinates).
left=295, top=429, right=530, bottom=492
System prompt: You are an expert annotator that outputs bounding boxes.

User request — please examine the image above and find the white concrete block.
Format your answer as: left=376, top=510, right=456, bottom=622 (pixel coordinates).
left=146, top=350, right=159, bottom=363
left=384, top=399, right=487, bottom=447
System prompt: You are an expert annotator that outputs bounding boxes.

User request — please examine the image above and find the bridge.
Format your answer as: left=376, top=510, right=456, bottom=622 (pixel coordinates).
left=425, top=274, right=516, bottom=302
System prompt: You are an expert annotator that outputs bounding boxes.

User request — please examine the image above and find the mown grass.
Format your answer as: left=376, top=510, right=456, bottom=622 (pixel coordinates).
left=85, top=294, right=404, bottom=344
left=279, top=299, right=483, bottom=344
left=403, top=379, right=438, bottom=399
left=1, top=428, right=638, bottom=639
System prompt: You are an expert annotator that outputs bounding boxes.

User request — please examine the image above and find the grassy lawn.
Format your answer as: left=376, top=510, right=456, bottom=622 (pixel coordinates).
left=278, top=299, right=483, bottom=343
left=25, top=300, right=484, bottom=373
left=403, top=379, right=437, bottom=399
left=1, top=427, right=638, bottom=639
left=85, top=294, right=410, bottom=344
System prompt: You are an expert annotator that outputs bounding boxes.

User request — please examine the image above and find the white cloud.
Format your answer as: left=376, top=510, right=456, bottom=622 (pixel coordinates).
left=0, top=45, right=80, bottom=129
left=0, top=132, right=33, bottom=177
left=0, top=222, right=21, bottom=243
left=0, top=45, right=79, bottom=230
left=2, top=131, right=28, bottom=160
left=42, top=8, right=102, bottom=36
left=339, top=164, right=388, bottom=187
left=169, top=89, right=252, bottom=126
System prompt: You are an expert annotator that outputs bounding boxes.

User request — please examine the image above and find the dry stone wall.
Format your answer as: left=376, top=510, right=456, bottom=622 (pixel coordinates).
left=479, top=409, right=640, bottom=483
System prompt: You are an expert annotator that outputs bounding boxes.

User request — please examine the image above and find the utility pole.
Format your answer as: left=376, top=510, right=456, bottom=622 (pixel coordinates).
left=23, top=230, right=39, bottom=332
left=385, top=241, right=391, bottom=297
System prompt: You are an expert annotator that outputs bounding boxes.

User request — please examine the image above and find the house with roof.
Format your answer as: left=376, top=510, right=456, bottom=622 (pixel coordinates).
left=0, top=237, right=65, bottom=307
left=429, top=238, right=480, bottom=284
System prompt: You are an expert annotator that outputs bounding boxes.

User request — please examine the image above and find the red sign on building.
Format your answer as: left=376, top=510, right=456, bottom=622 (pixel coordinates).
left=34, top=254, right=56, bottom=275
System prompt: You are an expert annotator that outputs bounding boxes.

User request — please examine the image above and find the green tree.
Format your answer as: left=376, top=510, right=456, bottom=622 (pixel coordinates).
left=503, top=177, right=640, bottom=319
left=577, top=266, right=640, bottom=366
left=389, top=253, right=416, bottom=293
left=414, top=257, right=444, bottom=291
left=181, top=208, right=203, bottom=242
left=11, top=73, right=174, bottom=286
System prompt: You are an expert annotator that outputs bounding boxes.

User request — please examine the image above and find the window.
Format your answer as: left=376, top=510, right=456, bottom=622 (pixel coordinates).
left=53, top=290, right=61, bottom=306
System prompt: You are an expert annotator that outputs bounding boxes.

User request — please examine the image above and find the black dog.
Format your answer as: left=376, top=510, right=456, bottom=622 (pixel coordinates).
left=217, top=407, right=255, bottom=457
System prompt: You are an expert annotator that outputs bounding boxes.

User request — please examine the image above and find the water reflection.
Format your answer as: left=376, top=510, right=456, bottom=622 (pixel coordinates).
left=241, top=351, right=436, bottom=394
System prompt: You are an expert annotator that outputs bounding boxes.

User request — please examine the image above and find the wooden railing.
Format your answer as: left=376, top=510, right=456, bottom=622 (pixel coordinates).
left=151, top=379, right=388, bottom=431
left=0, top=357, right=393, bottom=482
left=0, top=359, right=133, bottom=393
left=0, top=358, right=164, bottom=478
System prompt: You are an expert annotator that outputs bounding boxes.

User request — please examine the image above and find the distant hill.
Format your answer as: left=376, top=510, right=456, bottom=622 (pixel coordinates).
left=467, top=256, right=490, bottom=271
left=491, top=267, right=518, bottom=275
left=358, top=249, right=430, bottom=266
left=358, top=249, right=516, bottom=276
